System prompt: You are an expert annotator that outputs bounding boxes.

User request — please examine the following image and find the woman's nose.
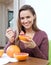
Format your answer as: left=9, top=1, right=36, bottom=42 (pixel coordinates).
left=24, top=18, right=28, bottom=23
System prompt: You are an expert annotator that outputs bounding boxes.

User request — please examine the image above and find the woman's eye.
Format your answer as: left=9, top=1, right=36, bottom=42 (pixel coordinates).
left=20, top=17, right=24, bottom=20
left=26, top=16, right=30, bottom=18
left=20, top=16, right=30, bottom=20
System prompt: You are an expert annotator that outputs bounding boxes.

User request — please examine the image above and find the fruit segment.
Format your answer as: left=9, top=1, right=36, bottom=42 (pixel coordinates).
left=19, top=35, right=31, bottom=41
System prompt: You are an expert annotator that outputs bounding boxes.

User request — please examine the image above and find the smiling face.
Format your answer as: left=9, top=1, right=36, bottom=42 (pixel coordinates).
left=20, top=10, right=35, bottom=30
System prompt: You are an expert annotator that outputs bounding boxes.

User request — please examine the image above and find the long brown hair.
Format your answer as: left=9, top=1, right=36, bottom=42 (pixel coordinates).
left=18, top=5, right=39, bottom=34
left=15, top=5, right=40, bottom=45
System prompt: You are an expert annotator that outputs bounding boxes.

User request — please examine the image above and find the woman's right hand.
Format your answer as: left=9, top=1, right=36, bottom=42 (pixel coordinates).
left=6, top=28, right=15, bottom=43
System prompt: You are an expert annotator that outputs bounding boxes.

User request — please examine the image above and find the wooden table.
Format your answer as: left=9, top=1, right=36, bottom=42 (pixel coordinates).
left=5, top=57, right=49, bottom=65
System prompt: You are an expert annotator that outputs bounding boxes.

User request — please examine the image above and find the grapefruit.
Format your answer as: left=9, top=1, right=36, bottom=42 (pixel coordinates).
left=14, top=52, right=29, bottom=61
left=0, top=49, right=4, bottom=57
left=6, top=45, right=20, bottom=57
left=19, top=35, right=31, bottom=41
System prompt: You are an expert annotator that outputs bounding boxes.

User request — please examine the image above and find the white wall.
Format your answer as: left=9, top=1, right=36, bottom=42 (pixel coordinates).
left=24, top=0, right=51, bottom=40
left=13, top=0, right=25, bottom=31
left=13, top=0, right=19, bottom=30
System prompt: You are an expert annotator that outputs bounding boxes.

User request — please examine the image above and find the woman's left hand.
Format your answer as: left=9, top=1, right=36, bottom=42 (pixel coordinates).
left=20, top=36, right=36, bottom=48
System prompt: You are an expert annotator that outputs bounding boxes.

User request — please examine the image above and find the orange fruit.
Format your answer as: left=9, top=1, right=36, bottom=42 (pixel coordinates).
left=6, top=45, right=20, bottom=57
left=0, top=49, right=4, bottom=57
left=14, top=52, right=29, bottom=61
left=19, top=35, right=31, bottom=41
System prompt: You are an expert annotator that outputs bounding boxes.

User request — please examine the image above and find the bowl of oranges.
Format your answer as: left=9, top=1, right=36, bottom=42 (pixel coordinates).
left=14, top=52, right=29, bottom=61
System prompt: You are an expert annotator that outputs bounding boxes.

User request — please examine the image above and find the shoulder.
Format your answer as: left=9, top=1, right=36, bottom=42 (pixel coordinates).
left=34, top=30, right=48, bottom=46
left=37, top=30, right=48, bottom=38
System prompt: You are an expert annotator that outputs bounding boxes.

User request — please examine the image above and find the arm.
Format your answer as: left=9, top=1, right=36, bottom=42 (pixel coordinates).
left=19, top=30, right=48, bottom=60
left=32, top=37, right=48, bottom=60
left=4, top=28, right=15, bottom=53
left=4, top=41, right=15, bottom=53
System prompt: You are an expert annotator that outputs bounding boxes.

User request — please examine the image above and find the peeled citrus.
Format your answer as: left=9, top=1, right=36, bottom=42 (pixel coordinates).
left=6, top=45, right=20, bottom=57
left=19, top=35, right=31, bottom=41
left=14, top=52, right=29, bottom=61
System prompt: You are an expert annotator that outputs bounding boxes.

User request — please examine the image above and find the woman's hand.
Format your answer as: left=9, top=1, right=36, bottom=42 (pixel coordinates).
left=20, top=36, right=36, bottom=48
left=6, top=28, right=15, bottom=43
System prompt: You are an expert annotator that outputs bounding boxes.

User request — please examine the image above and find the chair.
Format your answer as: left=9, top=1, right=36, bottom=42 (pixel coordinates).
left=49, top=40, right=51, bottom=65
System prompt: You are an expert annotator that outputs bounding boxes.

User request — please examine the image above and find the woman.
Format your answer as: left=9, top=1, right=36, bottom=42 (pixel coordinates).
left=4, top=5, right=48, bottom=60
